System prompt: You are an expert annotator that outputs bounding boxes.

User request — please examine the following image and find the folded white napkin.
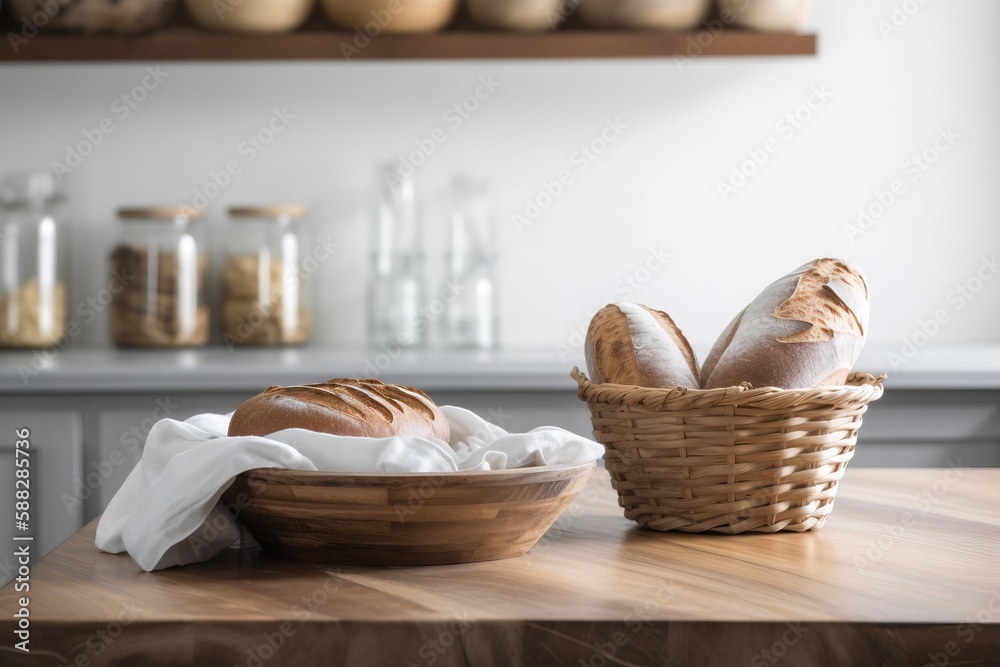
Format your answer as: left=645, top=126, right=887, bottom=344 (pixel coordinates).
left=96, top=406, right=603, bottom=572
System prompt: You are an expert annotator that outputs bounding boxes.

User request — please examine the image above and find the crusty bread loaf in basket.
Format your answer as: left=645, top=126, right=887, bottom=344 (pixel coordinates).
left=573, top=368, right=885, bottom=533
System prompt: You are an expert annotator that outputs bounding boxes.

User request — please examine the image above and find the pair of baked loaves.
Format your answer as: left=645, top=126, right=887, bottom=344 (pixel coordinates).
left=228, top=378, right=450, bottom=441
left=586, top=258, right=870, bottom=390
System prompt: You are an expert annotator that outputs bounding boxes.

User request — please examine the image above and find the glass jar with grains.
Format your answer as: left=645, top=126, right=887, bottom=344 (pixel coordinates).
left=110, top=206, right=209, bottom=347
left=0, top=171, right=69, bottom=348
left=221, top=205, right=311, bottom=347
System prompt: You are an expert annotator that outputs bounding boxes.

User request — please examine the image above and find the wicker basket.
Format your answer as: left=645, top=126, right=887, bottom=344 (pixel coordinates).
left=572, top=368, right=885, bottom=534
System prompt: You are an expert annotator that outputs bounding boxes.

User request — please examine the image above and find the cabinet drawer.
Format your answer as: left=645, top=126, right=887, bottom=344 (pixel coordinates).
left=93, top=401, right=235, bottom=520
left=861, top=403, right=1000, bottom=441
left=0, top=411, right=83, bottom=586
left=851, top=441, right=1000, bottom=468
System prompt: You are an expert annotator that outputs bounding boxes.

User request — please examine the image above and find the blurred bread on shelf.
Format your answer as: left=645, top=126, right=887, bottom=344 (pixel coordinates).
left=718, top=0, right=812, bottom=32
left=320, top=0, right=459, bottom=33
left=466, top=0, right=565, bottom=31
left=184, top=0, right=315, bottom=34
left=579, top=0, right=711, bottom=30
left=184, top=0, right=314, bottom=33
left=8, top=0, right=178, bottom=33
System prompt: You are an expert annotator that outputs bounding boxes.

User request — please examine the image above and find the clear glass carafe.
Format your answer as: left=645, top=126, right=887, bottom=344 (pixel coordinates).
left=367, top=166, right=427, bottom=350
left=439, top=176, right=499, bottom=349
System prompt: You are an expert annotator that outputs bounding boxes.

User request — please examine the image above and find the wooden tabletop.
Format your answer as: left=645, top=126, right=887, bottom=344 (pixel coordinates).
left=2, top=468, right=998, bottom=666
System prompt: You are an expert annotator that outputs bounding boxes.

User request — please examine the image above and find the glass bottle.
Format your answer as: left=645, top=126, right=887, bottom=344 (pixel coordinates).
left=110, top=206, right=209, bottom=347
left=221, top=205, right=311, bottom=347
left=440, top=175, right=499, bottom=349
left=0, top=171, right=69, bottom=349
left=367, top=165, right=427, bottom=350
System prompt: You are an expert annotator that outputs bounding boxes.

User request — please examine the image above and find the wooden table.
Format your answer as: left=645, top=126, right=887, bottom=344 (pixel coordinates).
left=2, top=469, right=998, bottom=666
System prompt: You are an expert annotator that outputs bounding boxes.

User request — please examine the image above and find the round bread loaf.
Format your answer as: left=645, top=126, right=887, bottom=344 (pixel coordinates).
left=585, top=302, right=700, bottom=388
left=718, top=0, right=812, bottom=32
left=701, top=258, right=870, bottom=390
left=228, top=378, right=450, bottom=442
left=579, top=0, right=711, bottom=30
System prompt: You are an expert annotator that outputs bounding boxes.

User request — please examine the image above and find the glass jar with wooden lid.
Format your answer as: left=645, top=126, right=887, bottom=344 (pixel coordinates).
left=221, top=205, right=311, bottom=347
left=0, top=171, right=69, bottom=348
left=110, top=206, right=210, bottom=347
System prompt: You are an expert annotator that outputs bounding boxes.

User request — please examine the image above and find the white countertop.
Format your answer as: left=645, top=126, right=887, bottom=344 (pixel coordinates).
left=1, top=347, right=575, bottom=393
left=2, top=344, right=1000, bottom=393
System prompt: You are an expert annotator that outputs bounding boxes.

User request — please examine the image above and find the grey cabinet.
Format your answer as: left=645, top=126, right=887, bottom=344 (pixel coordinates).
left=856, top=391, right=1000, bottom=467
left=0, top=411, right=83, bottom=587
left=90, top=399, right=236, bottom=522
left=0, top=393, right=242, bottom=588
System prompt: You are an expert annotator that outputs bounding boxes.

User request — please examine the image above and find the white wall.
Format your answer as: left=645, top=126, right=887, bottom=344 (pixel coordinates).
left=1, top=1, right=998, bottom=361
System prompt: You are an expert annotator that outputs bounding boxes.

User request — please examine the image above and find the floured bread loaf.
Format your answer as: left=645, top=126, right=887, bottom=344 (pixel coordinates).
left=228, top=378, right=450, bottom=441
left=701, top=258, right=870, bottom=389
left=585, top=303, right=699, bottom=388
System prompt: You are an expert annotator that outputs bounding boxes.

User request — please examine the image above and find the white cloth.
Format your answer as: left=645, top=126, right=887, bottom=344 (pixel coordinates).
left=96, top=406, right=603, bottom=572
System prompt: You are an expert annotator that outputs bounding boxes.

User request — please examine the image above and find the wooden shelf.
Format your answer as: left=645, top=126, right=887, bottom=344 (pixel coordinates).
left=0, top=29, right=816, bottom=62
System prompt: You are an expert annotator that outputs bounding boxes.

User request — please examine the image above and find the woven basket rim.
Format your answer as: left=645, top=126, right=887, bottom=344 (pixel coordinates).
left=572, top=367, right=886, bottom=410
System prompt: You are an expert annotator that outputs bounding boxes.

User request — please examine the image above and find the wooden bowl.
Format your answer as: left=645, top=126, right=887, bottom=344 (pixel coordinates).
left=223, top=461, right=596, bottom=566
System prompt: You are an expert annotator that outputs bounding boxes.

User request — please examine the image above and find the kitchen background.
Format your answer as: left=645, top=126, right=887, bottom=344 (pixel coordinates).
left=1, top=0, right=1000, bottom=575
left=1, top=1, right=998, bottom=353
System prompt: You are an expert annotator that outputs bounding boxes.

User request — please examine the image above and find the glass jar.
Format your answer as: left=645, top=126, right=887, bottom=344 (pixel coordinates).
left=0, top=171, right=69, bottom=349
left=221, top=205, right=311, bottom=347
left=110, top=206, right=209, bottom=347
left=367, top=165, right=427, bottom=350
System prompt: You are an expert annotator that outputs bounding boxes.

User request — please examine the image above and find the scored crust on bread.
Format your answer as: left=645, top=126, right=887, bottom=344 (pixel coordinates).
left=702, top=258, right=870, bottom=390
left=774, top=258, right=869, bottom=343
left=585, top=302, right=699, bottom=388
left=228, top=378, right=450, bottom=442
